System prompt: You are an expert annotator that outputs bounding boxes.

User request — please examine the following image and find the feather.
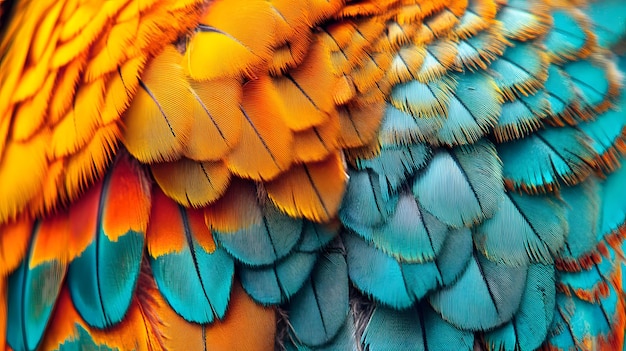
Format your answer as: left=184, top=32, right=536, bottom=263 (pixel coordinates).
left=66, top=156, right=150, bottom=329
left=122, top=45, right=194, bottom=163
left=203, top=178, right=262, bottom=233
left=544, top=8, right=596, bottom=63
left=454, top=24, right=508, bottom=71
left=226, top=79, right=294, bottom=181
left=292, top=117, right=341, bottom=163
left=362, top=303, right=474, bottom=351
left=287, top=247, right=349, bottom=347
left=563, top=55, right=621, bottom=116
left=0, top=217, right=32, bottom=275
left=483, top=264, right=556, bottom=351
left=344, top=228, right=473, bottom=309
left=498, top=126, right=596, bottom=192
left=240, top=251, right=318, bottom=305
left=473, top=191, right=567, bottom=266
left=7, top=222, right=66, bottom=351
left=493, top=90, right=549, bottom=142
left=151, top=158, right=231, bottom=208
left=413, top=140, right=504, bottom=228
left=214, top=200, right=302, bottom=266
left=489, top=41, right=549, bottom=101
left=586, top=0, right=626, bottom=48
left=389, top=75, right=457, bottom=119
left=185, top=78, right=243, bottom=162
left=337, top=102, right=385, bottom=149
left=148, top=193, right=234, bottom=323
left=428, top=251, right=528, bottom=331
left=495, top=0, right=551, bottom=41
left=265, top=153, right=348, bottom=222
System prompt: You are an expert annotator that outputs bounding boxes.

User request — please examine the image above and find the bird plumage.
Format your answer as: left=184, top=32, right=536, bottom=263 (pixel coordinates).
left=1, top=0, right=626, bottom=350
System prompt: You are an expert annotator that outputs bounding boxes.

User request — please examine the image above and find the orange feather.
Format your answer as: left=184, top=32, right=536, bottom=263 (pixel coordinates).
left=265, top=153, right=348, bottom=222
left=293, top=115, right=342, bottom=163
left=146, top=188, right=186, bottom=258
left=0, top=217, right=32, bottom=275
left=101, top=155, right=151, bottom=242
left=203, top=283, right=276, bottom=351
left=204, top=179, right=262, bottom=233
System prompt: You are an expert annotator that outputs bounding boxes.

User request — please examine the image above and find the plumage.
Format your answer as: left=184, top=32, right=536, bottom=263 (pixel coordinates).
left=1, top=0, right=626, bottom=350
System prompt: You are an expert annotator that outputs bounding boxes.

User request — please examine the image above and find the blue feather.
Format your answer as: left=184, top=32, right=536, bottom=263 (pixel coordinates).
left=413, top=140, right=504, bottom=227
left=484, top=264, right=556, bottom=351
left=586, top=0, right=626, bottom=48
left=287, top=248, right=349, bottom=346
left=214, top=202, right=302, bottom=266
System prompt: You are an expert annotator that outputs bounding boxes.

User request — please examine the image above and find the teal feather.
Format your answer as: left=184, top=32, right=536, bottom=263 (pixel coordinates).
left=430, top=72, right=502, bottom=146
left=493, top=90, right=549, bottom=142
left=586, top=0, right=626, bottom=48
left=428, top=251, right=527, bottom=331
left=597, top=161, right=626, bottom=237
left=556, top=180, right=600, bottom=268
left=56, top=325, right=115, bottom=351
left=344, top=228, right=472, bottom=308
left=286, top=311, right=357, bottom=351
left=495, top=0, right=548, bottom=40
left=558, top=257, right=615, bottom=302
left=547, top=284, right=622, bottom=349
left=473, top=191, right=567, bottom=266
left=7, top=223, right=66, bottom=351
left=543, top=64, right=577, bottom=123
left=389, top=75, right=456, bottom=118
left=498, top=125, right=595, bottom=191
left=214, top=202, right=302, bottom=266
left=483, top=264, right=556, bottom=351
left=413, top=140, right=504, bottom=227
left=579, top=92, right=626, bottom=166
left=416, top=40, right=458, bottom=82
left=298, top=221, right=340, bottom=253
left=339, top=169, right=398, bottom=237
left=356, top=143, right=431, bottom=201
left=544, top=9, right=591, bottom=61
left=369, top=192, right=449, bottom=262
left=362, top=304, right=474, bottom=351
left=287, top=248, right=349, bottom=347
left=239, top=251, right=317, bottom=305
left=150, top=205, right=234, bottom=323
left=454, top=27, right=504, bottom=71
left=563, top=58, right=613, bottom=112
left=378, top=104, right=442, bottom=144
left=489, top=41, right=547, bottom=99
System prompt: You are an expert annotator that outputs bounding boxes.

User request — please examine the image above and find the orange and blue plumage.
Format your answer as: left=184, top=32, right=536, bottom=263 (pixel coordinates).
left=1, top=0, right=626, bottom=350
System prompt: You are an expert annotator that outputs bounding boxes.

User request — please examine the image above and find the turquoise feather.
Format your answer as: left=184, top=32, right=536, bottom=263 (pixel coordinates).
left=473, top=191, right=567, bottom=266
left=412, top=140, right=504, bottom=227
left=563, top=58, right=613, bottom=112
left=428, top=251, right=527, bottom=331
left=544, top=9, right=591, bottom=61
left=586, top=0, right=626, bottom=48
left=579, top=93, right=626, bottom=164
left=356, top=143, right=431, bottom=201
left=547, top=284, right=622, bottom=349
left=287, top=248, right=349, bottom=346
left=239, top=251, right=318, bottom=305
left=496, top=0, right=548, bottom=40
left=344, top=228, right=472, bottom=308
left=498, top=125, right=595, bottom=191
left=455, top=27, right=503, bottom=71
left=557, top=180, right=600, bottom=267
left=378, top=104, right=442, bottom=144
left=429, top=72, right=502, bottom=146
left=483, top=264, right=556, bottom=351
left=389, top=76, right=456, bottom=118
left=543, top=64, right=577, bottom=123
left=286, top=312, right=357, bottom=351
left=150, top=205, right=234, bottom=323
left=214, top=202, right=302, bottom=266
left=7, top=223, right=66, bottom=351
left=489, top=41, right=547, bottom=99
left=362, top=304, right=474, bottom=351
left=298, top=221, right=339, bottom=253
left=597, top=161, right=626, bottom=237
left=56, top=326, right=115, bottom=351
left=493, top=90, right=549, bottom=142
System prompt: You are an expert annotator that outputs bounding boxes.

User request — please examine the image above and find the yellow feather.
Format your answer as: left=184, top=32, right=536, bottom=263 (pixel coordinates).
left=151, top=158, right=232, bottom=208
left=48, top=53, right=87, bottom=125
left=122, top=46, right=194, bottom=163
left=31, top=1, right=64, bottom=63
left=12, top=74, right=56, bottom=142
left=0, top=132, right=49, bottom=223
left=49, top=77, right=107, bottom=159
left=101, top=56, right=146, bottom=125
